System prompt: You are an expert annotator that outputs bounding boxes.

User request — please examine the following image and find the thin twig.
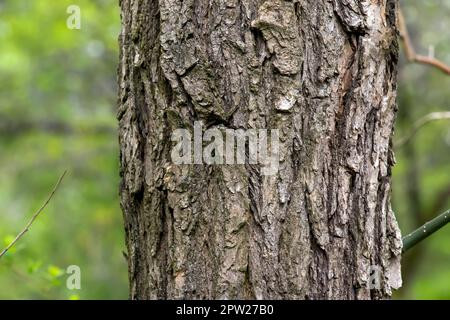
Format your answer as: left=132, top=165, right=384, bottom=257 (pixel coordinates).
left=398, top=7, right=450, bottom=75
left=402, top=209, right=450, bottom=253
left=395, top=111, right=450, bottom=148
left=0, top=171, right=67, bottom=259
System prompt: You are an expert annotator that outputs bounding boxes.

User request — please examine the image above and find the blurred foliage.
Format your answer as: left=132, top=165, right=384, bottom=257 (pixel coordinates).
left=0, top=0, right=126, bottom=299
left=0, top=0, right=448, bottom=300
left=393, top=0, right=450, bottom=300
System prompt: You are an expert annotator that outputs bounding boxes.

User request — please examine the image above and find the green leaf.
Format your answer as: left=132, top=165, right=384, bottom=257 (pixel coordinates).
left=47, top=265, right=64, bottom=278
left=26, top=260, right=42, bottom=274
left=2, top=235, right=16, bottom=255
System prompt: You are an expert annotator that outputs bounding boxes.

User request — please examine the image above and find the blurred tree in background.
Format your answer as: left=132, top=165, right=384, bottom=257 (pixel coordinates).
left=393, top=0, right=450, bottom=299
left=0, top=0, right=448, bottom=299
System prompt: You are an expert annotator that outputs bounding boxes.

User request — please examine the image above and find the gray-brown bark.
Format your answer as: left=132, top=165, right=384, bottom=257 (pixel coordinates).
left=118, top=0, right=403, bottom=299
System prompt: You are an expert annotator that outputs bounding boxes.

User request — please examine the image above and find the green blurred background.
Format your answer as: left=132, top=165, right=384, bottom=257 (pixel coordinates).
left=0, top=0, right=448, bottom=299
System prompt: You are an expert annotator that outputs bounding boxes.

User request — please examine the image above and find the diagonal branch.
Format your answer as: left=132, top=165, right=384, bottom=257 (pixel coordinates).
left=0, top=171, right=67, bottom=259
left=402, top=209, right=450, bottom=253
left=398, top=7, right=450, bottom=75
left=395, top=111, right=450, bottom=148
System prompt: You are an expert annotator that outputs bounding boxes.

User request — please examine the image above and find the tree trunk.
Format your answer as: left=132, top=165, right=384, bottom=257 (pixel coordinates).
left=118, top=0, right=403, bottom=299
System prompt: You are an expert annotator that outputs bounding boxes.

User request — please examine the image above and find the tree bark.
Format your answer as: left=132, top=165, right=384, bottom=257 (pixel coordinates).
left=118, top=0, right=403, bottom=299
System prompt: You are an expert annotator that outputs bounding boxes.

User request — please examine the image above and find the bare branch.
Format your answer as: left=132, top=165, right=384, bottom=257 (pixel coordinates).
left=398, top=7, right=450, bottom=75
left=395, top=111, right=450, bottom=148
left=0, top=171, right=67, bottom=259
left=402, top=209, right=450, bottom=253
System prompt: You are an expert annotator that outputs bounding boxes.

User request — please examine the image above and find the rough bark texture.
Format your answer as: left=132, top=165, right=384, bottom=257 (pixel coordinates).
left=118, top=0, right=403, bottom=299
